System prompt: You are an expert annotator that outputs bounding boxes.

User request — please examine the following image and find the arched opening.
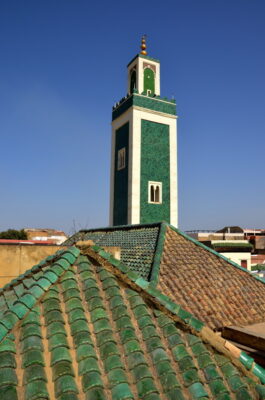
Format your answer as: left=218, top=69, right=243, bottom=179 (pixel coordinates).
left=130, top=70, right=137, bottom=94
left=144, top=67, right=155, bottom=95
left=155, top=185, right=160, bottom=203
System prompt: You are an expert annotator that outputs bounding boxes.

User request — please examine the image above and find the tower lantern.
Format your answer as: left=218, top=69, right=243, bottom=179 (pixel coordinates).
left=110, top=39, right=178, bottom=227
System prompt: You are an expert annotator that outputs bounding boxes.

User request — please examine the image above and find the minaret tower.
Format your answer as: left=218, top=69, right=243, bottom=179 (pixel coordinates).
left=110, top=37, right=178, bottom=226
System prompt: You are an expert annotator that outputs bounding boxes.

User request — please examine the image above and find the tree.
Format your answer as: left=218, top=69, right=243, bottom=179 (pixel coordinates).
left=0, top=229, right=27, bottom=240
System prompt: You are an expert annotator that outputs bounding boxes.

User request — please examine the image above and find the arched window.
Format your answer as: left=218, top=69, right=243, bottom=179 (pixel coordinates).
left=130, top=70, right=137, bottom=94
left=144, top=67, right=155, bottom=95
left=148, top=181, right=162, bottom=204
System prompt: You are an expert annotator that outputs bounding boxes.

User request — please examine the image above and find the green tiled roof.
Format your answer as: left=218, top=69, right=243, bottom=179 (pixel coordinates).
left=63, top=223, right=161, bottom=280
left=0, top=245, right=264, bottom=399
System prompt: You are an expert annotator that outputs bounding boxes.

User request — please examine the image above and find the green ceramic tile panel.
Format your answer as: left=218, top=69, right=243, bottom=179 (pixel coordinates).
left=78, top=357, right=100, bottom=376
left=52, top=361, right=74, bottom=380
left=24, top=380, right=49, bottom=400
left=0, top=385, right=18, bottom=400
left=54, top=375, right=78, bottom=398
left=82, top=371, right=103, bottom=392
left=0, top=352, right=16, bottom=369
left=0, top=368, right=17, bottom=386
left=111, top=382, right=134, bottom=400
left=23, top=365, right=47, bottom=384
left=22, top=349, right=44, bottom=368
left=113, top=122, right=129, bottom=226
left=140, top=119, right=170, bottom=224
left=85, top=387, right=106, bottom=400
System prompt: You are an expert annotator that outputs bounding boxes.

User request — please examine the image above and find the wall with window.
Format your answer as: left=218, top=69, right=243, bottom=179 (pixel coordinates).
left=140, top=120, right=170, bottom=223
left=220, top=252, right=251, bottom=270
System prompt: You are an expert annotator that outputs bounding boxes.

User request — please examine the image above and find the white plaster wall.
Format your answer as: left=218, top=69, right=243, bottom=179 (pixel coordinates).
left=220, top=252, right=251, bottom=270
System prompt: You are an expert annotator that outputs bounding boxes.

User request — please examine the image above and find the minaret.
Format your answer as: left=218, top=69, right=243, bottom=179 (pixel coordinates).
left=110, top=37, right=178, bottom=227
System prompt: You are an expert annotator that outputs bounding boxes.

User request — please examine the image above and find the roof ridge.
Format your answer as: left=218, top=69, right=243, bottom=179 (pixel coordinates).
left=0, top=246, right=80, bottom=343
left=82, top=243, right=265, bottom=386
left=169, top=224, right=265, bottom=285
left=79, top=221, right=163, bottom=233
left=149, top=221, right=168, bottom=284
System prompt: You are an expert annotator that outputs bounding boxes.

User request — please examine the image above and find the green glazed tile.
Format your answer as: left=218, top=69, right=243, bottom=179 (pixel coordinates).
left=61, top=279, right=78, bottom=292
left=189, top=317, right=204, bottom=332
left=43, top=299, right=61, bottom=314
left=102, top=278, right=119, bottom=290
left=1, top=312, right=19, bottom=330
left=82, top=371, right=103, bottom=392
left=36, top=277, right=51, bottom=291
left=120, top=328, right=137, bottom=344
left=76, top=343, right=97, bottom=362
left=25, top=379, right=48, bottom=400
left=103, top=356, right=123, bottom=373
left=60, top=270, right=75, bottom=281
left=48, top=333, right=69, bottom=351
left=105, top=286, right=120, bottom=300
left=99, top=342, right=119, bottom=360
left=178, top=356, right=195, bottom=372
left=63, top=288, right=81, bottom=301
left=23, top=365, right=47, bottom=384
left=83, top=278, right=98, bottom=290
left=87, top=296, right=104, bottom=312
left=0, top=324, right=8, bottom=341
left=172, top=345, right=189, bottom=361
left=191, top=343, right=208, bottom=356
left=70, top=319, right=89, bottom=336
left=197, top=353, right=214, bottom=369
left=78, top=357, right=100, bottom=376
left=161, top=323, right=178, bottom=338
left=221, top=363, right=239, bottom=378
left=0, top=385, right=18, bottom=400
left=11, top=303, right=28, bottom=319
left=21, top=336, right=43, bottom=353
left=45, top=310, right=64, bottom=325
left=91, top=308, right=108, bottom=323
left=96, top=331, right=114, bottom=347
left=166, top=388, right=185, bottom=400
left=98, top=268, right=112, bottom=280
left=59, top=394, right=79, bottom=400
left=22, top=349, right=44, bottom=368
left=0, top=352, right=16, bottom=368
left=252, top=363, right=265, bottom=384
left=167, top=333, right=184, bottom=348
left=156, top=360, right=173, bottom=377
left=133, top=304, right=149, bottom=319
left=112, top=305, right=129, bottom=321
left=20, top=324, right=41, bottom=340
left=68, top=309, right=86, bottom=324
left=65, top=298, right=83, bottom=313
left=79, top=271, right=94, bottom=281
left=209, top=379, right=228, bottom=396
left=47, top=322, right=66, bottom=338
left=141, top=326, right=159, bottom=341
left=183, top=368, right=200, bottom=386
left=84, top=288, right=101, bottom=301
left=108, top=368, right=127, bottom=388
left=109, top=296, right=124, bottom=310
left=127, top=351, right=146, bottom=370
left=235, top=388, right=252, bottom=400
left=54, top=375, right=78, bottom=398
left=227, top=376, right=246, bottom=392
left=146, top=337, right=164, bottom=353
left=85, top=387, right=106, bottom=400
left=151, top=348, right=168, bottom=364
left=129, top=295, right=146, bottom=309
left=94, top=318, right=112, bottom=334
left=52, top=361, right=74, bottom=381
left=51, top=346, right=71, bottom=366
left=43, top=270, right=58, bottom=284
left=132, top=364, right=152, bottom=382
left=177, top=307, right=192, bottom=322
left=214, top=354, right=229, bottom=367
left=136, top=377, right=157, bottom=398
left=111, top=382, right=133, bottom=400
left=61, top=252, right=77, bottom=264
left=0, top=368, right=18, bottom=386
left=124, top=340, right=141, bottom=355
left=19, top=293, right=36, bottom=309
left=42, top=288, right=59, bottom=301
left=116, top=317, right=133, bottom=332
left=51, top=265, right=65, bottom=277
left=188, top=382, right=208, bottom=398
left=160, top=372, right=179, bottom=391
left=138, top=315, right=153, bottom=330
left=0, top=337, right=16, bottom=353
left=203, top=365, right=220, bottom=382
left=73, top=331, right=92, bottom=348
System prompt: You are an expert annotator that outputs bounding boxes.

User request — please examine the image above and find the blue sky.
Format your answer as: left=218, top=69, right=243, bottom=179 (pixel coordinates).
left=1, top=0, right=265, bottom=234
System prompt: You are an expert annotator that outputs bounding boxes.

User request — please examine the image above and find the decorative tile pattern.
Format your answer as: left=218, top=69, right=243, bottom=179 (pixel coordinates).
left=64, top=224, right=160, bottom=280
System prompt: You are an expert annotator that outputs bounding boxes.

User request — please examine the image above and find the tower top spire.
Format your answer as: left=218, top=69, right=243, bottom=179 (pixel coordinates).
left=140, top=35, right=147, bottom=56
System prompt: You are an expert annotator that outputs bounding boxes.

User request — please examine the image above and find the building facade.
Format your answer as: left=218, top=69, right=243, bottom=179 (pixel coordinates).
left=109, top=39, right=178, bottom=227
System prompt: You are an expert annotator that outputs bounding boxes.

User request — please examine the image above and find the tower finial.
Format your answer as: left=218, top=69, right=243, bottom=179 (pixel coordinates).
left=140, top=35, right=147, bottom=56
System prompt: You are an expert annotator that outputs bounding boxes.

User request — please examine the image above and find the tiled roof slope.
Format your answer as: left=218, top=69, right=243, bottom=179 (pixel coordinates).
left=158, top=226, right=265, bottom=331
left=63, top=223, right=160, bottom=280
left=0, top=246, right=265, bottom=399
